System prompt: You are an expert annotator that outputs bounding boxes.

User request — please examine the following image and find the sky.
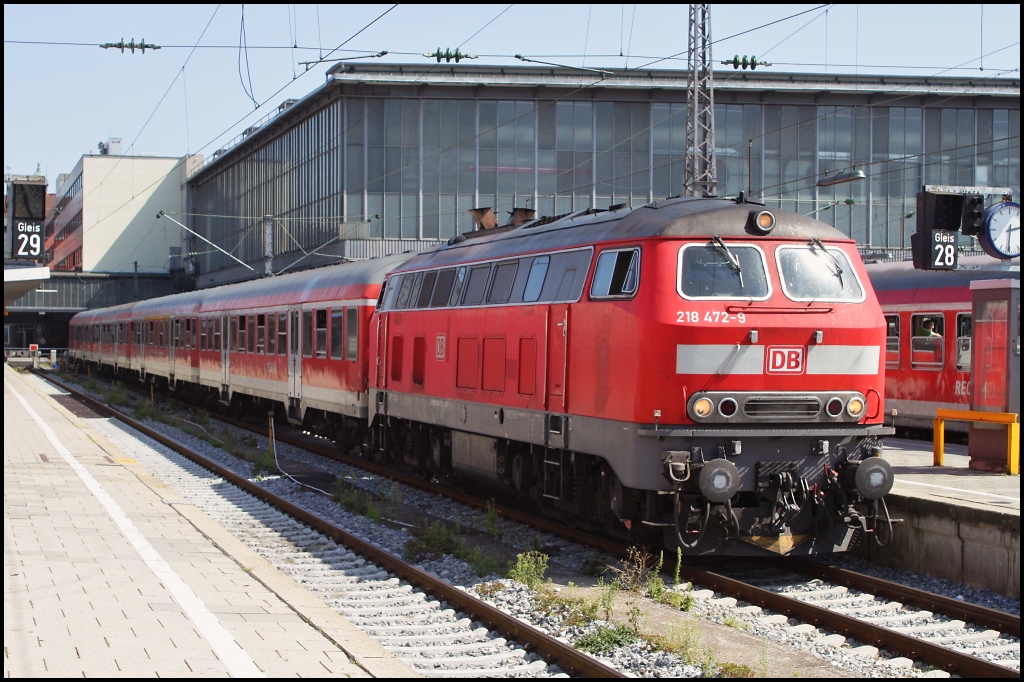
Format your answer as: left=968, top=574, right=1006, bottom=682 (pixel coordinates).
left=4, top=3, right=1021, bottom=192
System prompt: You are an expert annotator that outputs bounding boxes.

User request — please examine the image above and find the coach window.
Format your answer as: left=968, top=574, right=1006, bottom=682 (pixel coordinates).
left=174, top=320, right=182, bottom=348
left=267, top=314, right=276, bottom=355
left=461, top=265, right=492, bottom=306
left=346, top=307, right=358, bottom=360
left=315, top=310, right=328, bottom=358
left=213, top=318, right=222, bottom=352
left=488, top=261, right=519, bottom=304
left=302, top=310, right=314, bottom=357
left=247, top=314, right=256, bottom=354
left=277, top=312, right=287, bottom=355
left=237, top=315, right=247, bottom=353
left=200, top=318, right=207, bottom=350
left=448, top=267, right=467, bottom=306
left=430, top=269, right=456, bottom=307
left=330, top=308, right=345, bottom=359
left=885, top=315, right=900, bottom=369
left=186, top=319, right=194, bottom=349
left=910, top=313, right=944, bottom=370
left=591, top=248, right=640, bottom=298
left=230, top=316, right=238, bottom=352
left=956, top=313, right=972, bottom=371
left=148, top=321, right=154, bottom=346
left=256, top=314, right=266, bottom=354
left=523, top=256, right=550, bottom=302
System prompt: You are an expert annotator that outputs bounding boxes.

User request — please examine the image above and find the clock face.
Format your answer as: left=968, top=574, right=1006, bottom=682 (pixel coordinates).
left=980, top=201, right=1021, bottom=259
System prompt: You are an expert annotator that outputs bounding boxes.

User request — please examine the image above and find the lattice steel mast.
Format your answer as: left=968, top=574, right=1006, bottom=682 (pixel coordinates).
left=684, top=4, right=717, bottom=197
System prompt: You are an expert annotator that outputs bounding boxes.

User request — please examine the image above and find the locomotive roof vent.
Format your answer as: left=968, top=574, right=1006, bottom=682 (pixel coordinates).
left=469, top=207, right=499, bottom=230
left=508, top=207, right=536, bottom=226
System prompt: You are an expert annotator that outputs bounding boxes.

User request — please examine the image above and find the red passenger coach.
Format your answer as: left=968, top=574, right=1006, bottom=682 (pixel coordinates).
left=866, top=256, right=1021, bottom=432
left=368, top=196, right=895, bottom=556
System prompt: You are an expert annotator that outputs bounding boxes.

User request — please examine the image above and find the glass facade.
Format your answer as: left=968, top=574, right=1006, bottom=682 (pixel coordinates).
left=188, top=69, right=1019, bottom=276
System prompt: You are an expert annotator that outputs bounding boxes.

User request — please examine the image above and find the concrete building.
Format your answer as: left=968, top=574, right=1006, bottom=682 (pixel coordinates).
left=46, top=149, right=202, bottom=273
left=186, top=64, right=1020, bottom=288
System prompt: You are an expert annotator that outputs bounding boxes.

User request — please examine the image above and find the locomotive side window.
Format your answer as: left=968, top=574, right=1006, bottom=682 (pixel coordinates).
left=346, top=307, right=358, bottom=360
left=487, top=261, right=519, bottom=304
left=302, top=311, right=314, bottom=357
left=416, top=271, right=437, bottom=308
left=523, top=257, right=549, bottom=302
left=777, top=244, right=865, bottom=302
left=461, top=265, right=492, bottom=306
left=330, top=309, right=345, bottom=359
left=956, top=313, right=972, bottom=371
left=395, top=275, right=413, bottom=309
left=430, top=269, right=457, bottom=307
left=448, top=267, right=467, bottom=306
left=277, top=312, right=287, bottom=355
left=678, top=243, right=770, bottom=300
left=591, top=248, right=640, bottom=298
left=405, top=272, right=425, bottom=309
left=910, top=313, right=944, bottom=370
left=885, top=315, right=900, bottom=369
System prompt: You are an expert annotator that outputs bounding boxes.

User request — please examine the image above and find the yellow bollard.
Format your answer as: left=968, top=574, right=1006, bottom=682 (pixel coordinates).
left=932, top=416, right=945, bottom=467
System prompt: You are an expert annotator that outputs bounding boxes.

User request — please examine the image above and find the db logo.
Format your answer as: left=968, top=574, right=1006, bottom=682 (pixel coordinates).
left=435, top=334, right=446, bottom=360
left=767, top=346, right=805, bottom=374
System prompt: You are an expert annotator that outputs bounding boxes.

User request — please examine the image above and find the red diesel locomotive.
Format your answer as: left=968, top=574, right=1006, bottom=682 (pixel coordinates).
left=69, top=196, right=895, bottom=556
left=866, top=255, right=1020, bottom=433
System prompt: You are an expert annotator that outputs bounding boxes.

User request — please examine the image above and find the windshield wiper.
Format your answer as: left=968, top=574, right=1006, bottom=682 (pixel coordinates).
left=711, top=235, right=744, bottom=287
left=810, top=238, right=845, bottom=287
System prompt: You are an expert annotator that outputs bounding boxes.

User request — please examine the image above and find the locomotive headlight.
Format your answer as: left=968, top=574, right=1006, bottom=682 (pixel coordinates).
left=846, top=397, right=865, bottom=418
left=751, top=210, right=776, bottom=234
left=718, top=397, right=738, bottom=417
left=692, top=397, right=714, bottom=418
left=825, top=397, right=844, bottom=418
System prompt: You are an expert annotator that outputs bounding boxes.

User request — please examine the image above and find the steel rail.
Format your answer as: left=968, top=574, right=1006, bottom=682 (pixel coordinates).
left=779, top=556, right=1020, bottom=639
left=37, top=372, right=625, bottom=678
left=673, top=564, right=1019, bottom=679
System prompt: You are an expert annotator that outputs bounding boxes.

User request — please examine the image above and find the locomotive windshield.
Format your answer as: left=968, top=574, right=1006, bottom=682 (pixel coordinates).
left=678, top=242, right=770, bottom=299
left=777, top=244, right=865, bottom=302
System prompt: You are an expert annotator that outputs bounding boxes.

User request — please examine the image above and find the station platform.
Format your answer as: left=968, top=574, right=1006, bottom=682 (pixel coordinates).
left=3, top=365, right=417, bottom=678
left=882, top=436, right=1020, bottom=515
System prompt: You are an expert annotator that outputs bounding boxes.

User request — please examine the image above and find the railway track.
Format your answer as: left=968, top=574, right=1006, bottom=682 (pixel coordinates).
left=41, top=369, right=1020, bottom=678
left=37, top=371, right=622, bottom=678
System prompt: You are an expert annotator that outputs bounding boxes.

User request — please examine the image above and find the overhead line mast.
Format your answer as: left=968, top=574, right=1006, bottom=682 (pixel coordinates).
left=684, top=3, right=717, bottom=197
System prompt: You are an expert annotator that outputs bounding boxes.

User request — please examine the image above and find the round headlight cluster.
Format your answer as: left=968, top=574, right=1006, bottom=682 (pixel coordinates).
left=692, top=397, right=714, bottom=418
left=846, top=396, right=865, bottom=418
left=825, top=397, right=844, bottom=418
left=718, top=397, right=738, bottom=417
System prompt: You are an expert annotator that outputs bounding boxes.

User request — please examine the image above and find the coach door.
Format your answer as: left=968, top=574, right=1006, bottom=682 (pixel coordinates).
left=288, top=308, right=302, bottom=403
left=220, top=313, right=230, bottom=398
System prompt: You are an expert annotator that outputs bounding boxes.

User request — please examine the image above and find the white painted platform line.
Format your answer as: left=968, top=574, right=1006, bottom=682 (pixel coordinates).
left=896, top=479, right=1020, bottom=501
left=6, top=380, right=264, bottom=678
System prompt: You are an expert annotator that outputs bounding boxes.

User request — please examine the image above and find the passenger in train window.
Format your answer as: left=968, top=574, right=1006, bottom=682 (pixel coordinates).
left=919, top=319, right=941, bottom=337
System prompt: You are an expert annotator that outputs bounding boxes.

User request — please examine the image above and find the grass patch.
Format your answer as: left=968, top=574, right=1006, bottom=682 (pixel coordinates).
left=575, top=624, right=639, bottom=655
left=484, top=498, right=501, bottom=539
left=718, top=662, right=754, bottom=678
left=648, top=620, right=715, bottom=671
left=403, top=519, right=505, bottom=578
left=132, top=401, right=164, bottom=422
left=533, top=583, right=599, bottom=627
left=722, top=615, right=749, bottom=630
left=660, top=590, right=695, bottom=611
left=105, top=382, right=129, bottom=407
left=507, top=551, right=548, bottom=591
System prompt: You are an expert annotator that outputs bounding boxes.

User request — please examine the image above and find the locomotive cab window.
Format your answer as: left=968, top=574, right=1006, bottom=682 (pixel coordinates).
left=956, top=313, right=972, bottom=371
left=678, top=242, right=770, bottom=300
left=461, top=265, right=491, bottom=306
left=591, top=248, right=640, bottom=298
left=523, top=256, right=549, bottom=302
left=487, top=261, right=519, bottom=304
left=777, top=243, right=865, bottom=302
left=885, top=315, right=900, bottom=369
left=430, top=269, right=457, bottom=307
left=910, top=313, right=944, bottom=370
left=415, top=271, right=437, bottom=308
